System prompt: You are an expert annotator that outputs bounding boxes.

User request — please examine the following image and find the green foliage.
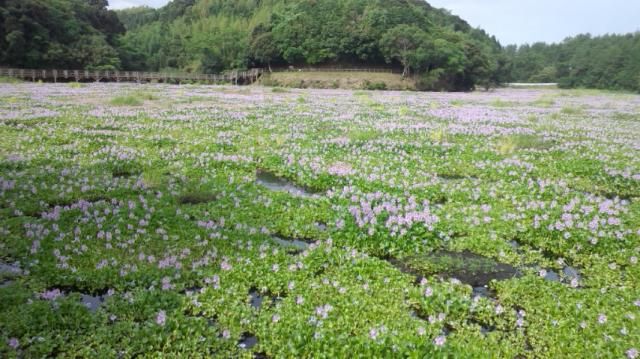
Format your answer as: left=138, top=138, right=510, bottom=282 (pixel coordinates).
left=109, top=95, right=142, bottom=106
left=0, top=0, right=124, bottom=69
left=0, top=76, right=22, bottom=84
left=362, top=81, right=387, bottom=91
left=505, top=33, right=640, bottom=92
left=115, top=0, right=504, bottom=90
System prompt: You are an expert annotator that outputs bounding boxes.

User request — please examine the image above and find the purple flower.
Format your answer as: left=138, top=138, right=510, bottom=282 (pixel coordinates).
left=156, top=310, right=166, bottom=326
left=598, top=314, right=607, bottom=324
left=8, top=338, right=19, bottom=349
left=627, top=348, right=639, bottom=359
left=424, top=287, right=433, bottom=297
left=433, top=335, right=446, bottom=347
left=40, top=288, right=62, bottom=301
left=220, top=260, right=232, bottom=271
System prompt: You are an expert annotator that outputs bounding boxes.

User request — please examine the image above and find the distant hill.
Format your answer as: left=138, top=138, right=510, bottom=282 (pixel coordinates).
left=116, top=0, right=509, bottom=90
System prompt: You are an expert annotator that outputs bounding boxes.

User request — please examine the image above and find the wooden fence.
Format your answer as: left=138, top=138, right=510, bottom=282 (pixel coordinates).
left=0, top=67, right=264, bottom=85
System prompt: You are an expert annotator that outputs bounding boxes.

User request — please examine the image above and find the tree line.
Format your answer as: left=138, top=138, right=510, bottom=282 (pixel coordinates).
left=1, top=0, right=638, bottom=92
left=503, top=33, right=640, bottom=92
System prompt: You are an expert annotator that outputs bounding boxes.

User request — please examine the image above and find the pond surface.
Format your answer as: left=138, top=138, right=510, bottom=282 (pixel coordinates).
left=256, top=170, right=318, bottom=198
left=238, top=333, right=258, bottom=349
left=541, top=265, right=581, bottom=285
left=389, top=250, right=520, bottom=288
left=249, top=289, right=266, bottom=309
left=271, top=235, right=311, bottom=251
left=80, top=294, right=106, bottom=312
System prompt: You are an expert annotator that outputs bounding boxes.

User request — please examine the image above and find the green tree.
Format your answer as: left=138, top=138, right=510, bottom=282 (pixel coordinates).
left=251, top=31, right=278, bottom=72
left=379, top=25, right=428, bottom=77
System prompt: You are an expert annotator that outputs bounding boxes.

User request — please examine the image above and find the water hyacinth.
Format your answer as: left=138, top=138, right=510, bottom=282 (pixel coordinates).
left=156, top=310, right=167, bottom=326
left=433, top=335, right=446, bottom=347
left=7, top=338, right=19, bottom=349
left=0, top=83, right=639, bottom=357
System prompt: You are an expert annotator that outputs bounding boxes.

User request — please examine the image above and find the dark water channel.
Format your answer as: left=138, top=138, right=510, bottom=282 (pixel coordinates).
left=256, top=170, right=319, bottom=198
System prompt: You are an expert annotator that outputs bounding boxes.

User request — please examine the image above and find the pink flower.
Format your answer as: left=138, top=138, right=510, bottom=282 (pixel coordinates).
left=156, top=310, right=166, bottom=326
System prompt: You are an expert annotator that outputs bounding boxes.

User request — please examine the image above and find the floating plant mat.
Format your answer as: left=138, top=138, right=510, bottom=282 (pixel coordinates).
left=390, top=251, right=520, bottom=288
left=256, top=170, right=320, bottom=198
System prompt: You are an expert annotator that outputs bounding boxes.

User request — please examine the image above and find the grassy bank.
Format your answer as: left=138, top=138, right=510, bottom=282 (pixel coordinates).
left=260, top=71, right=416, bottom=91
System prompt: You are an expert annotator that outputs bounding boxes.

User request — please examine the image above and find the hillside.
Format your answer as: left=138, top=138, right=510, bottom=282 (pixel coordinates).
left=0, top=0, right=124, bottom=70
left=117, top=0, right=508, bottom=90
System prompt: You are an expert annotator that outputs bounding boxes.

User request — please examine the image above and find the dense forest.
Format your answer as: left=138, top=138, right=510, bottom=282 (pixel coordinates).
left=115, top=0, right=508, bottom=90
left=0, top=0, right=124, bottom=69
left=503, top=33, right=640, bottom=92
left=0, top=0, right=639, bottom=92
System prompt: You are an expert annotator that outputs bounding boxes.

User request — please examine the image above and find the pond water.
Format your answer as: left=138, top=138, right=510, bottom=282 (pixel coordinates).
left=400, top=250, right=520, bottom=288
left=238, top=333, right=258, bottom=349
left=80, top=293, right=105, bottom=312
left=256, top=170, right=318, bottom=198
left=271, top=235, right=311, bottom=251
left=541, top=265, right=581, bottom=285
left=249, top=289, right=266, bottom=309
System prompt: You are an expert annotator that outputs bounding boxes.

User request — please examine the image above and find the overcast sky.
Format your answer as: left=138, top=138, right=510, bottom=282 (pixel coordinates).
left=108, top=0, right=640, bottom=45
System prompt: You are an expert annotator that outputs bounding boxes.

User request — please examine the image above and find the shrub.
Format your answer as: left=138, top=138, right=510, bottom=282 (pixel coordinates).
left=362, top=80, right=387, bottom=91
left=110, top=95, right=142, bottom=106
